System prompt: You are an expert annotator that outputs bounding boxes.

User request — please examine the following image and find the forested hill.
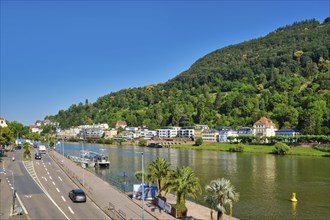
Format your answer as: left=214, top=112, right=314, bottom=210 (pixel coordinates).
left=48, top=18, right=330, bottom=135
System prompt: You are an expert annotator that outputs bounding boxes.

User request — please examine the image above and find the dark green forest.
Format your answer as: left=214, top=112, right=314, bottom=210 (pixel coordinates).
left=47, top=18, right=330, bottom=135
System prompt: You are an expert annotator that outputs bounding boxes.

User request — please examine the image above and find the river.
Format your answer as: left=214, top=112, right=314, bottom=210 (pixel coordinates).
left=56, top=142, right=330, bottom=220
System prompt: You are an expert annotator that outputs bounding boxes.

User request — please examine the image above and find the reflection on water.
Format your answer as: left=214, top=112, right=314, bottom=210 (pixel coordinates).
left=59, top=142, right=330, bottom=220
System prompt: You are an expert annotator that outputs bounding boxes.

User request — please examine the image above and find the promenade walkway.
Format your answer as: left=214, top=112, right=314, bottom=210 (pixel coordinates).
left=50, top=150, right=238, bottom=220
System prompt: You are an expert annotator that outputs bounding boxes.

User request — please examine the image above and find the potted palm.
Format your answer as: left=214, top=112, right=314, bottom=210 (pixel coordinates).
left=164, top=166, right=201, bottom=218
left=205, top=178, right=239, bottom=220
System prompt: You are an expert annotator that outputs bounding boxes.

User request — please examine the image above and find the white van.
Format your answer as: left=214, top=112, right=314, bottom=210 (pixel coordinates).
left=38, top=145, right=46, bottom=154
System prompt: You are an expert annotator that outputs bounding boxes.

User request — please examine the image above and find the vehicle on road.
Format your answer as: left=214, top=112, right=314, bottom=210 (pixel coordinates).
left=35, top=153, right=42, bottom=160
left=69, top=189, right=86, bottom=202
left=38, top=145, right=46, bottom=154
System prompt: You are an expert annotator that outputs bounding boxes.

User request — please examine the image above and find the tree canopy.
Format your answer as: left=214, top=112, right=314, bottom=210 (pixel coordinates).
left=48, top=18, right=330, bottom=135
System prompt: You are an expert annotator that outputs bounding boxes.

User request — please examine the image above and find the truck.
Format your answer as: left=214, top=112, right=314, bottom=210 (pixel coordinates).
left=38, top=145, right=47, bottom=154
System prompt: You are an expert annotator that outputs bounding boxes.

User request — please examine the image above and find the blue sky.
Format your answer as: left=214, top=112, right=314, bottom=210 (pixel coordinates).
left=1, top=1, right=329, bottom=126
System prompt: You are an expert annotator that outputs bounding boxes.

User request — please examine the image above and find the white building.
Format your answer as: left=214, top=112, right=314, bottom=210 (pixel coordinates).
left=157, top=127, right=181, bottom=138
left=178, top=127, right=195, bottom=139
left=0, top=118, right=8, bottom=128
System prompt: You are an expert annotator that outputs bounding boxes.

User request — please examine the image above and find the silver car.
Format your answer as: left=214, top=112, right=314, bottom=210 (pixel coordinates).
left=69, top=189, right=86, bottom=202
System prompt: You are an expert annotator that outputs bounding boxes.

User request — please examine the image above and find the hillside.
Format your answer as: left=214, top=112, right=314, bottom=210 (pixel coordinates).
left=48, top=18, right=330, bottom=135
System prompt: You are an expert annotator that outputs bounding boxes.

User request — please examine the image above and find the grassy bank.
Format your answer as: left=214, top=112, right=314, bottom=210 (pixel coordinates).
left=168, top=142, right=330, bottom=157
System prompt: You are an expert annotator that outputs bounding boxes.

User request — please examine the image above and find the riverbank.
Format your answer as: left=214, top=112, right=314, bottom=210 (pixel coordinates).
left=168, top=142, right=330, bottom=157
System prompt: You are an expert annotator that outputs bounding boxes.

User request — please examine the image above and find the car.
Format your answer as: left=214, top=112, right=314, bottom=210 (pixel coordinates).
left=69, top=189, right=86, bottom=202
left=35, top=153, right=42, bottom=160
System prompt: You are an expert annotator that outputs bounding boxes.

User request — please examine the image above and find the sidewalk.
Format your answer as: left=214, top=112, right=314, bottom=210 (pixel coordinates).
left=50, top=150, right=237, bottom=220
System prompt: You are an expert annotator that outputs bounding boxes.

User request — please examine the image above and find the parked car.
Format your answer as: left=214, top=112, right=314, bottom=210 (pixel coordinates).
left=69, top=189, right=86, bottom=202
left=35, top=153, right=42, bottom=160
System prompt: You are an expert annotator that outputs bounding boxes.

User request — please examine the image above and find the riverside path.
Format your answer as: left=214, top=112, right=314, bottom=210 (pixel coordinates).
left=50, top=149, right=238, bottom=220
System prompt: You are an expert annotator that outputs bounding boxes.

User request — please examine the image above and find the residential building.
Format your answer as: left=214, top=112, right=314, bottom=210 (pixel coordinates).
left=139, top=130, right=157, bottom=139
left=252, top=116, right=277, bottom=137
left=0, top=118, right=8, bottom=128
left=157, top=127, right=181, bottom=138
left=116, top=121, right=127, bottom=130
left=104, top=129, right=118, bottom=139
left=29, top=125, right=42, bottom=133
left=81, top=128, right=104, bottom=140
left=216, top=126, right=238, bottom=142
left=275, top=128, right=301, bottom=137
left=202, top=129, right=219, bottom=142
left=178, top=127, right=195, bottom=139
left=237, top=127, right=252, bottom=136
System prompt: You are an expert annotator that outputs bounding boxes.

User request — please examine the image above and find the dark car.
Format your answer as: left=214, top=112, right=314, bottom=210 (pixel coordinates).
left=35, top=153, right=42, bottom=160
left=69, top=189, right=86, bottom=202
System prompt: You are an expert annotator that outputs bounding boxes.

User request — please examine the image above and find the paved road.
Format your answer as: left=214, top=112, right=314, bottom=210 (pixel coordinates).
left=0, top=149, right=110, bottom=220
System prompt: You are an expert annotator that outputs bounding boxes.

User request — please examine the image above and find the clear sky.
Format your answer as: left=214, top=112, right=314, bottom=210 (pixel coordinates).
left=1, top=1, right=329, bottom=126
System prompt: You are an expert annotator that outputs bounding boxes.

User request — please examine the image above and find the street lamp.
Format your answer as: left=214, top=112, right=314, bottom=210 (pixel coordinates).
left=136, top=152, right=145, bottom=220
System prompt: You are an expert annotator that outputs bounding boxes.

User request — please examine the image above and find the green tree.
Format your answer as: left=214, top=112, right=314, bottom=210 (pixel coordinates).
left=138, top=139, right=147, bottom=147
left=147, top=157, right=172, bottom=197
left=205, top=178, right=240, bottom=220
left=0, top=127, right=14, bottom=146
left=22, top=142, right=32, bottom=160
left=164, top=166, right=201, bottom=216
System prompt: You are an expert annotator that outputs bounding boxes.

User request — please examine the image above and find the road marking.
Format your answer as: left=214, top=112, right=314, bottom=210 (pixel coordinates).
left=52, top=181, right=56, bottom=185
left=68, top=207, right=74, bottom=214
left=16, top=193, right=29, bottom=214
left=56, top=188, right=60, bottom=192
left=45, top=168, right=48, bottom=171
left=10, top=186, right=13, bottom=190
left=58, top=176, right=62, bottom=181
left=48, top=162, right=51, bottom=165
left=61, top=195, right=66, bottom=202
left=49, top=176, right=52, bottom=180
left=47, top=172, right=50, bottom=175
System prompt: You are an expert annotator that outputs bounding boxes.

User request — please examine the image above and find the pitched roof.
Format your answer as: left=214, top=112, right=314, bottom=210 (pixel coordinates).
left=254, top=116, right=276, bottom=128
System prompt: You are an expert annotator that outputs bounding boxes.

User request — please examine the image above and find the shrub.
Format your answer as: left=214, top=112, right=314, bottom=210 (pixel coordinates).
left=272, top=142, right=290, bottom=155
left=195, top=138, right=203, bottom=146
left=228, top=143, right=245, bottom=152
left=138, top=139, right=148, bottom=146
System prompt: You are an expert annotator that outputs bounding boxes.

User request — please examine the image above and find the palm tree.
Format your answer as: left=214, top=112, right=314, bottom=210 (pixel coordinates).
left=164, top=166, right=201, bottom=217
left=205, top=178, right=239, bottom=220
left=147, top=157, right=172, bottom=197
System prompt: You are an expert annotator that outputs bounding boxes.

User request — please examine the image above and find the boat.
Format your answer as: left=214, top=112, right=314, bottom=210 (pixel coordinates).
left=80, top=150, right=110, bottom=167
left=147, top=143, right=163, bottom=148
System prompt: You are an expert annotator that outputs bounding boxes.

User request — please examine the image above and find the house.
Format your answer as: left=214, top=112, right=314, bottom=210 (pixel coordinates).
left=104, top=129, right=118, bottom=139
left=115, top=121, right=127, bottom=130
left=237, top=127, right=252, bottom=136
left=178, top=127, right=195, bottom=139
left=157, top=127, right=181, bottom=138
left=82, top=128, right=104, bottom=140
left=216, top=126, right=238, bottom=142
left=139, top=129, right=157, bottom=139
left=252, top=116, right=277, bottom=137
left=29, top=125, right=42, bottom=133
left=202, top=129, right=219, bottom=142
left=0, top=118, right=8, bottom=128
left=275, top=128, right=301, bottom=137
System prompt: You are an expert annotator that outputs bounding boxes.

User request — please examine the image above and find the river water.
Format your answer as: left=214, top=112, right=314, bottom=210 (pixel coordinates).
left=56, top=142, right=330, bottom=220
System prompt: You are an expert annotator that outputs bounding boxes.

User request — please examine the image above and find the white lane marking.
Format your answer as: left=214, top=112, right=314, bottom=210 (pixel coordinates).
left=16, top=193, right=28, bottom=214
left=49, top=176, right=52, bottom=180
left=68, top=206, right=74, bottom=214
left=10, top=186, right=13, bottom=190
left=58, top=176, right=62, bottom=181
left=52, top=181, right=56, bottom=185
left=56, top=188, right=60, bottom=192
left=61, top=195, right=66, bottom=202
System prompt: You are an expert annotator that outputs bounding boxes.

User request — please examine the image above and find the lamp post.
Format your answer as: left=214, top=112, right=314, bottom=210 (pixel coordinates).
left=137, top=152, right=145, bottom=220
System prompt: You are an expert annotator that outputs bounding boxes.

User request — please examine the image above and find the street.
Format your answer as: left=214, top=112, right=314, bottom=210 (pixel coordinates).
left=0, top=149, right=110, bottom=219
